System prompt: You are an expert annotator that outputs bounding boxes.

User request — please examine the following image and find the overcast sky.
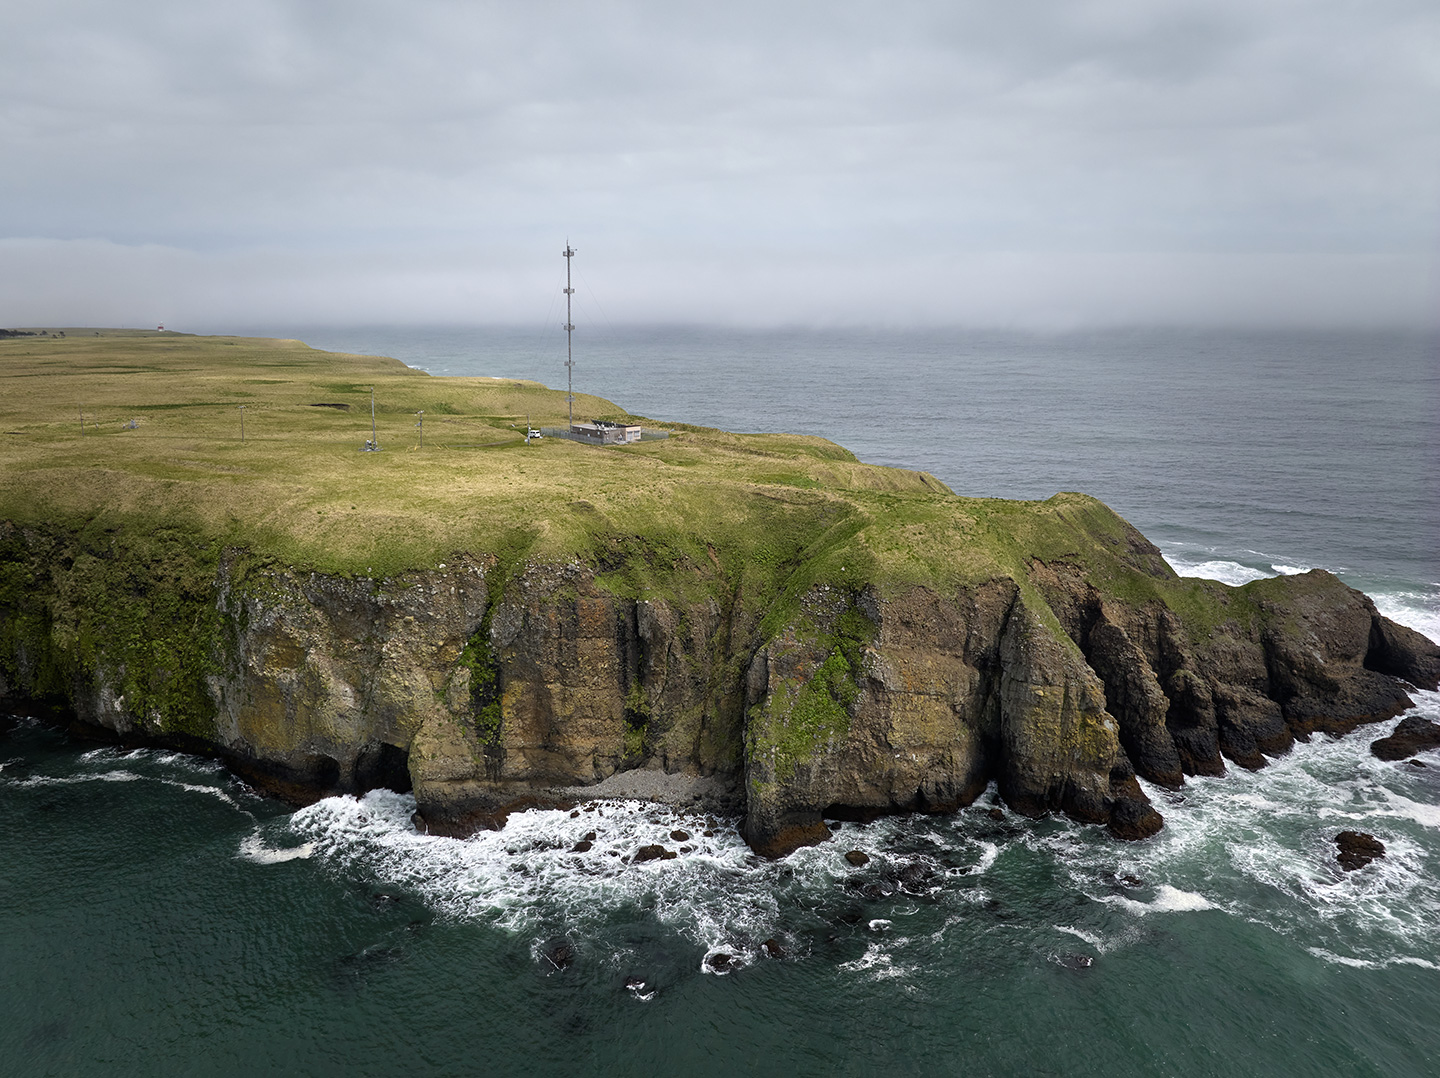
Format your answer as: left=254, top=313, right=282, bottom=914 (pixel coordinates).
left=2, top=0, right=1436, bottom=328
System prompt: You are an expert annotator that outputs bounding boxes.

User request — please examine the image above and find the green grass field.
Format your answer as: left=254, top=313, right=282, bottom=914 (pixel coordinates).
left=0, top=331, right=1202, bottom=624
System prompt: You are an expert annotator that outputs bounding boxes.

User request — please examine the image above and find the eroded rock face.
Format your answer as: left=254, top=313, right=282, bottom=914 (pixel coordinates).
left=2, top=519, right=1436, bottom=860
left=1030, top=561, right=1428, bottom=778
left=742, top=581, right=1163, bottom=856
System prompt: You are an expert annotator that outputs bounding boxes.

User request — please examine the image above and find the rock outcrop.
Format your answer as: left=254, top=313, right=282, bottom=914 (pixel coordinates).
left=1371, top=716, right=1440, bottom=762
left=1335, top=830, right=1386, bottom=871
left=2, top=499, right=1437, bottom=860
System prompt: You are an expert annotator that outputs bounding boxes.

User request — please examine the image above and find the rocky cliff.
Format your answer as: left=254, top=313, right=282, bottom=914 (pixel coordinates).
left=3, top=502, right=1435, bottom=858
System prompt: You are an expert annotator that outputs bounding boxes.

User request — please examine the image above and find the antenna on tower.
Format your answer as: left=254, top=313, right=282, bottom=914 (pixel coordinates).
left=563, top=243, right=576, bottom=430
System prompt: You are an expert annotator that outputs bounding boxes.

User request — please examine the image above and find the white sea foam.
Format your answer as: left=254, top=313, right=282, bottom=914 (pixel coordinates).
left=166, top=780, right=241, bottom=806
left=838, top=942, right=914, bottom=981
left=1375, top=792, right=1440, bottom=829
left=13, top=768, right=141, bottom=786
left=1307, top=948, right=1440, bottom=971
left=1106, top=885, right=1215, bottom=916
left=216, top=682, right=1440, bottom=977
left=699, top=945, right=748, bottom=975
left=1051, top=710, right=1440, bottom=968
left=282, top=791, right=798, bottom=947
left=1166, top=557, right=1270, bottom=586
left=968, top=840, right=1000, bottom=876
left=1148, top=885, right=1216, bottom=912
left=1054, top=925, right=1106, bottom=951
left=238, top=834, right=316, bottom=863
left=1372, top=590, right=1440, bottom=644
left=1307, top=947, right=1378, bottom=969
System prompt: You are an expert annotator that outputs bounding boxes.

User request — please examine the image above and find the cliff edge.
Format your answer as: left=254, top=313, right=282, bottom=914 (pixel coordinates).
left=1, top=334, right=1435, bottom=856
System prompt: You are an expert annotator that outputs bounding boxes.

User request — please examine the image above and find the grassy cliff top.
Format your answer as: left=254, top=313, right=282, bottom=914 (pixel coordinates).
left=0, top=331, right=1200, bottom=618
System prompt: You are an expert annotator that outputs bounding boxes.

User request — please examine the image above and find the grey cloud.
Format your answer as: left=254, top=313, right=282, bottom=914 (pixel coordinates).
left=1, top=1, right=1436, bottom=326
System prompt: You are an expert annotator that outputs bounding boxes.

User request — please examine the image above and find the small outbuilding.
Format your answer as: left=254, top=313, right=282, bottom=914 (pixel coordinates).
left=570, top=420, right=642, bottom=445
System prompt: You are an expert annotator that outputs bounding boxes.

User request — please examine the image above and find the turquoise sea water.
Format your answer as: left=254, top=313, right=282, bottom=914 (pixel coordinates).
left=3, top=327, right=1437, bottom=1076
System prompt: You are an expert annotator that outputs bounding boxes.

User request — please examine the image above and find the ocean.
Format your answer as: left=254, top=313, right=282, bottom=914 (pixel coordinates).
left=3, top=326, right=1437, bottom=1076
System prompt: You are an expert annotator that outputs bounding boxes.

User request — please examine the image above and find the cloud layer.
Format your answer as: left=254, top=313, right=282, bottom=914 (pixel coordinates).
left=3, top=1, right=1436, bottom=327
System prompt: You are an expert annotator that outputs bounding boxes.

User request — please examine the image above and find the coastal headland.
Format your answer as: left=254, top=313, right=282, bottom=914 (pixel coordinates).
left=1, top=331, right=1436, bottom=856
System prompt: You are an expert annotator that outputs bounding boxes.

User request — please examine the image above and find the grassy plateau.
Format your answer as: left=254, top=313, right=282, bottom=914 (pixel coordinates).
left=0, top=330, right=1216, bottom=631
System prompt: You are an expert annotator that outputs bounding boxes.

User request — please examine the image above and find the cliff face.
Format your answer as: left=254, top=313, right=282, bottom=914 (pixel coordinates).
left=2, top=510, right=1436, bottom=858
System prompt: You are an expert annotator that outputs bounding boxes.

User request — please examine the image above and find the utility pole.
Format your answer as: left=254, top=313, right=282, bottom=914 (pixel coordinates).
left=563, top=243, right=575, bottom=430
left=371, top=387, right=378, bottom=449
left=415, top=410, right=423, bottom=447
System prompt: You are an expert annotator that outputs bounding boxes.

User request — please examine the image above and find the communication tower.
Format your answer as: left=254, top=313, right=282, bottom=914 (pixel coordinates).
left=563, top=244, right=576, bottom=429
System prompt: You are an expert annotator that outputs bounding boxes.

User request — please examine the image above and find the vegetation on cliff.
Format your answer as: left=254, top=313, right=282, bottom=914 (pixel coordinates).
left=3, top=332, right=1437, bottom=855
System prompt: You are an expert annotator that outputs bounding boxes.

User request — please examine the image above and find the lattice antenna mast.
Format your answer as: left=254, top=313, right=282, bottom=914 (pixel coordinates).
left=563, top=243, right=576, bottom=429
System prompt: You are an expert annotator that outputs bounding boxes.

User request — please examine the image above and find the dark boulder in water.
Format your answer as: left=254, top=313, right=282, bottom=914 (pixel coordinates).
left=870, top=859, right=940, bottom=897
left=570, top=839, right=593, bottom=853
left=844, top=850, right=869, bottom=867
left=1370, top=717, right=1440, bottom=762
left=762, top=938, right=785, bottom=958
left=1335, top=831, right=1386, bottom=871
left=670, top=829, right=690, bottom=842
left=705, top=952, right=738, bottom=973
left=632, top=844, right=677, bottom=863
left=887, top=860, right=936, bottom=889
left=1058, top=953, right=1094, bottom=971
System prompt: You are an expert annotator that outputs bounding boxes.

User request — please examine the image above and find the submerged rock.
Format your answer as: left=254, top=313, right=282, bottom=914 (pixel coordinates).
left=883, top=859, right=938, bottom=895
left=844, top=850, right=870, bottom=867
left=542, top=942, right=576, bottom=970
left=1335, top=831, right=1386, bottom=871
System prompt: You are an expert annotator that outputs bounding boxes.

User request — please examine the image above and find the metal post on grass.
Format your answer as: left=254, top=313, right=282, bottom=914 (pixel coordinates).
left=416, top=410, right=423, bottom=447
left=79, top=404, right=83, bottom=435
left=371, top=387, right=378, bottom=449
left=239, top=404, right=245, bottom=443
